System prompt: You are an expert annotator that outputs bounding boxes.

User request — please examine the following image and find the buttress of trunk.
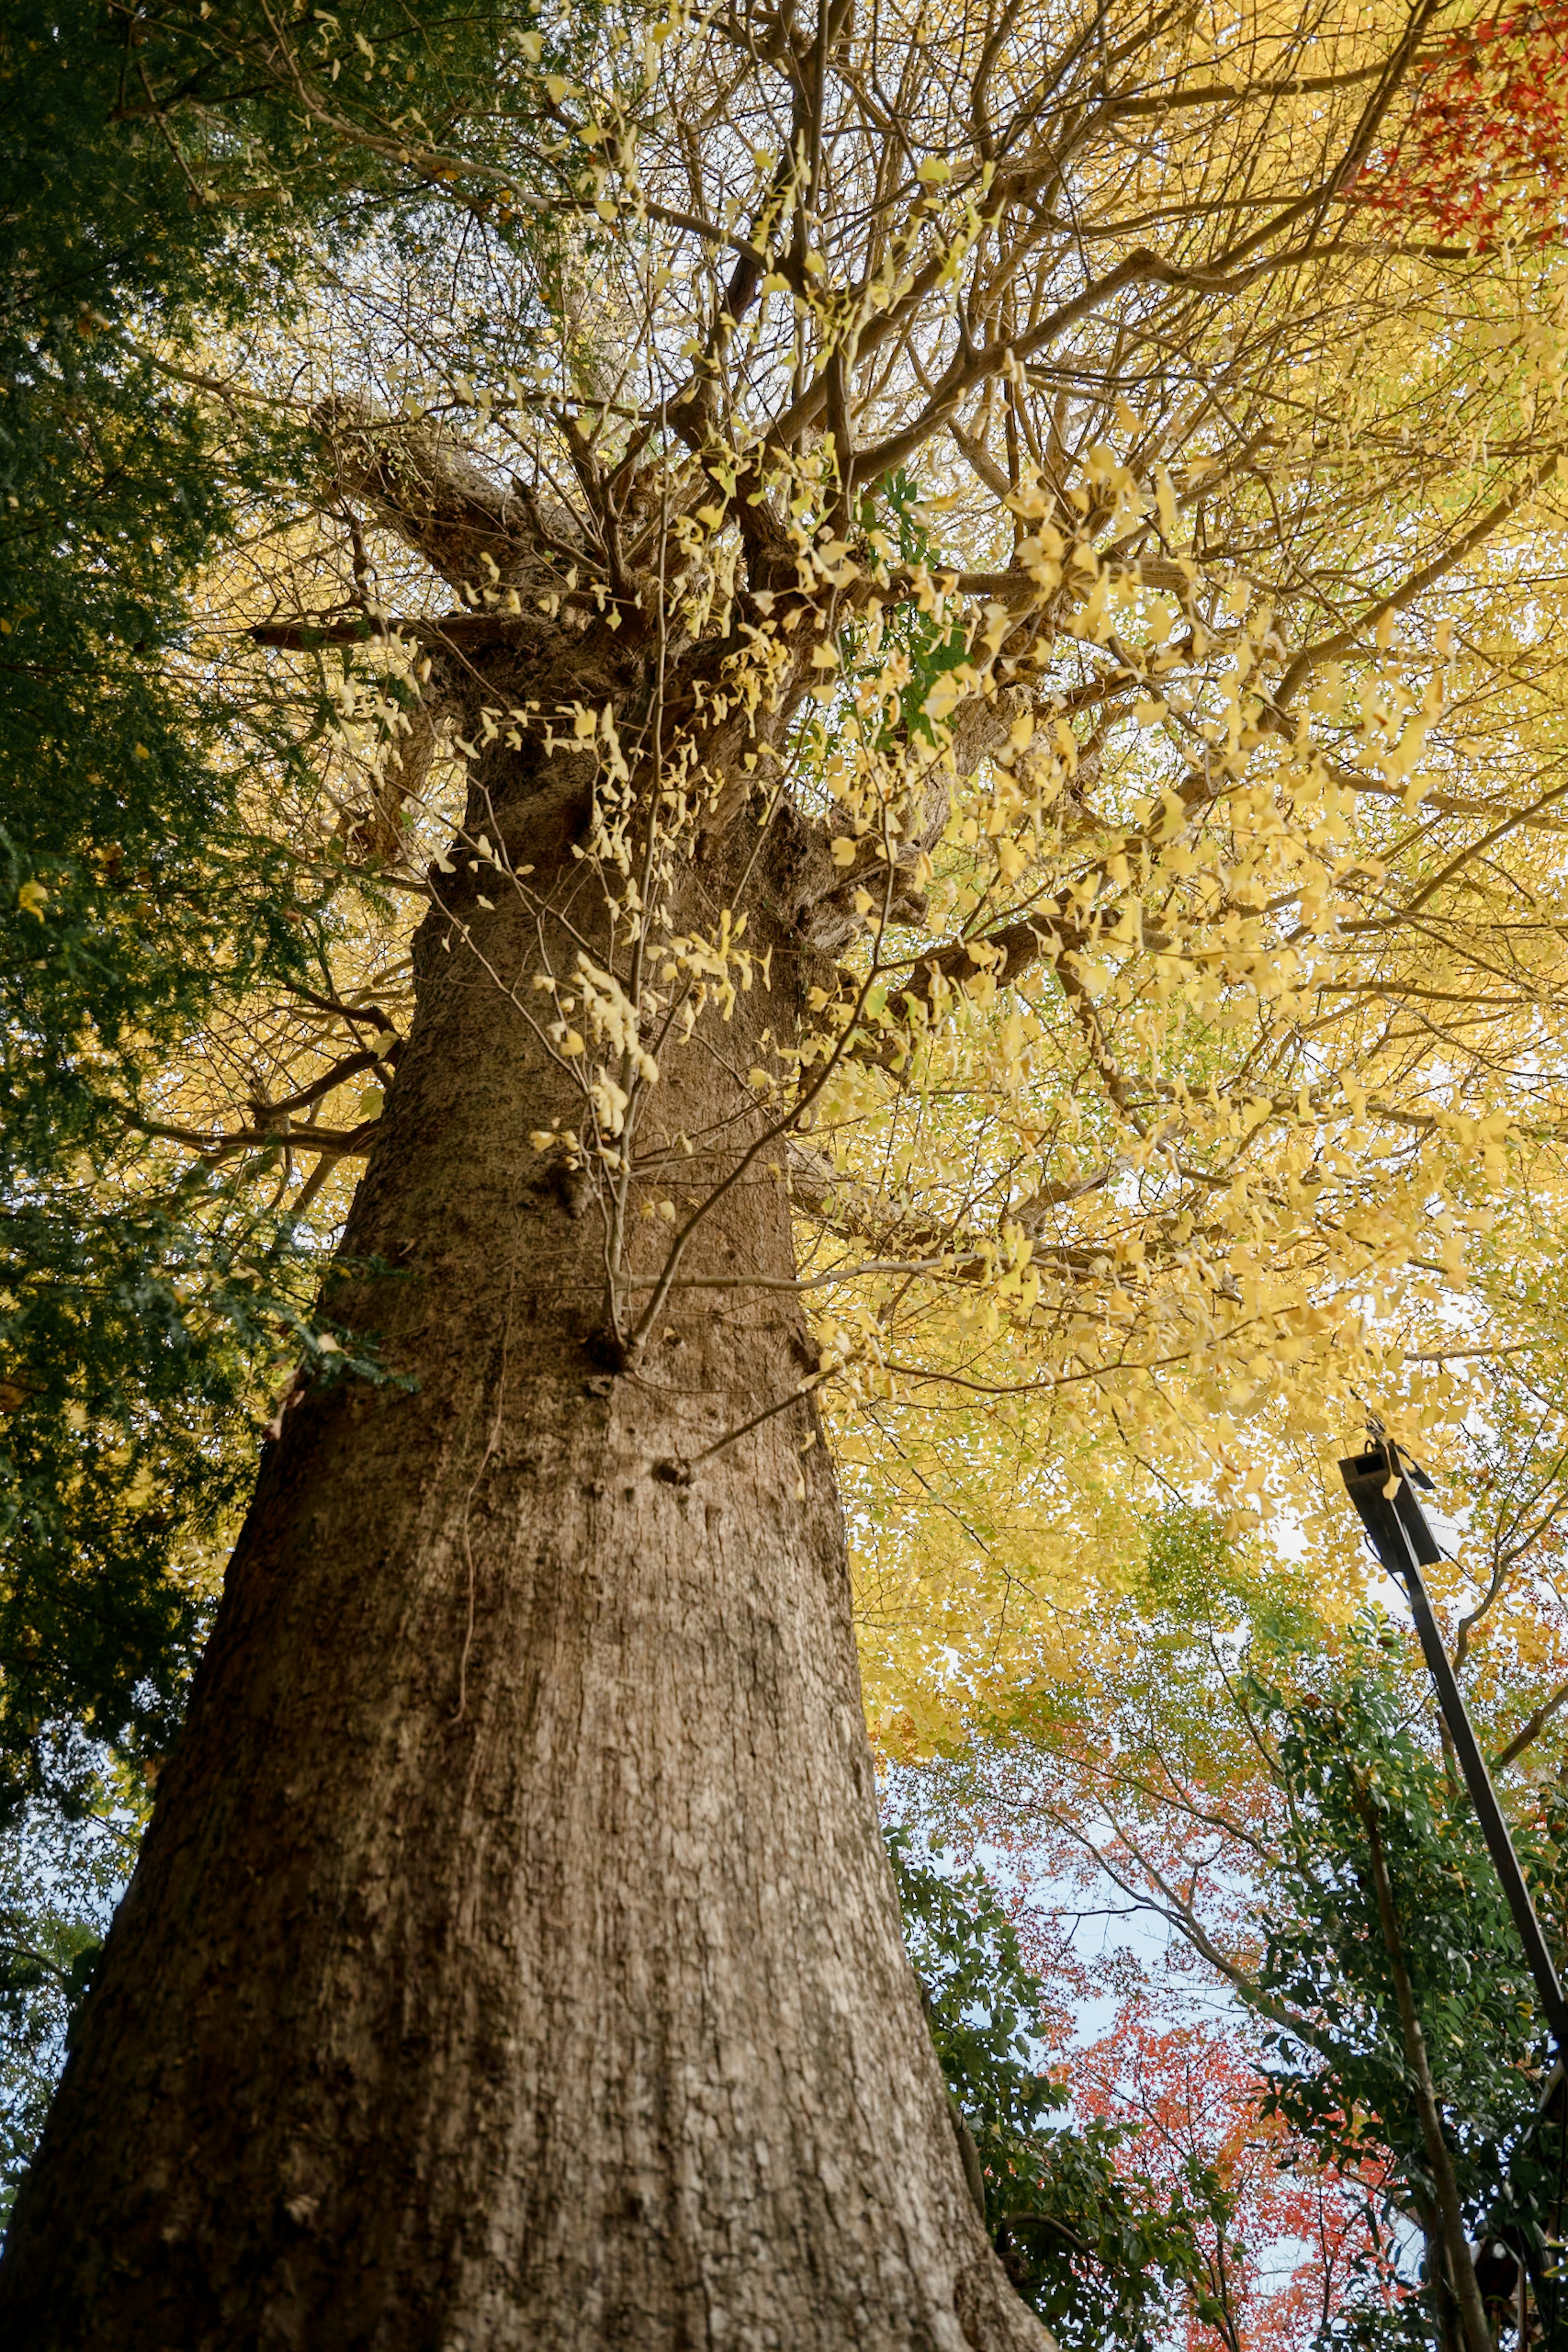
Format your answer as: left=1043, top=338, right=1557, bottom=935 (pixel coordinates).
left=0, top=707, right=1051, bottom=2349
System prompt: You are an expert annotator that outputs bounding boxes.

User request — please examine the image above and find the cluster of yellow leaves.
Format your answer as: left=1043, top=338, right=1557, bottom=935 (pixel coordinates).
left=112, top=0, right=1568, bottom=1766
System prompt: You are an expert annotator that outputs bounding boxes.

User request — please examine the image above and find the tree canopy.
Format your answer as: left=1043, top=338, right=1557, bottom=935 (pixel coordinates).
left=14, top=0, right=1568, bottom=1751
left=11, top=1, right=1568, bottom=2342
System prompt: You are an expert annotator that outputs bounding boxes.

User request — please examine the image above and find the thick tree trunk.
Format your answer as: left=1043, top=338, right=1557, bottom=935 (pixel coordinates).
left=0, top=701, right=1050, bottom=2347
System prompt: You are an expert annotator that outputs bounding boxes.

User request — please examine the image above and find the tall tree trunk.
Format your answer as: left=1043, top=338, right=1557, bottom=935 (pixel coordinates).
left=1413, top=2188, right=1464, bottom=2352
left=0, top=676, right=1049, bottom=2348
left=1358, top=1792, right=1492, bottom=2352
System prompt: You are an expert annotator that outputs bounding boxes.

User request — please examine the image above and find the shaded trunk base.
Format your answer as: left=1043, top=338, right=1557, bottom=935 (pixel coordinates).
left=1, top=1353, right=1048, bottom=2348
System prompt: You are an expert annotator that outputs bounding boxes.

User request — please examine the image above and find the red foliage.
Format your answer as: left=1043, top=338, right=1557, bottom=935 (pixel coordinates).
left=1356, top=6, right=1568, bottom=240
left=1066, top=2004, right=1409, bottom=2352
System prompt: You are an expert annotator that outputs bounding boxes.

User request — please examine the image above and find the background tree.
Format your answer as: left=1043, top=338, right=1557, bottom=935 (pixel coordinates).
left=1355, top=1, right=1568, bottom=243
left=902, top=1514, right=1568, bottom=2352
left=891, top=1828, right=1238, bottom=2351
left=0, top=0, right=578, bottom=1814
left=1246, top=1656, right=1568, bottom=2352
left=0, top=1747, right=137, bottom=2225
left=11, top=0, right=1568, bottom=2342
left=0, top=0, right=312, bottom=1808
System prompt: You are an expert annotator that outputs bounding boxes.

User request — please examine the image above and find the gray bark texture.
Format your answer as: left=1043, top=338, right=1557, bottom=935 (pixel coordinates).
left=0, top=600, right=1053, bottom=2350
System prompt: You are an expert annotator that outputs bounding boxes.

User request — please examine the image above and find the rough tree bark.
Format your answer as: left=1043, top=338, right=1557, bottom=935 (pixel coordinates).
left=0, top=426, right=1051, bottom=2350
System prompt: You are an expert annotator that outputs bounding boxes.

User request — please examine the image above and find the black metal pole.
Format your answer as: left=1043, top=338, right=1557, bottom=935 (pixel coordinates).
left=1398, top=1540, right=1568, bottom=2054
left=1341, top=1433, right=1568, bottom=2339
left=1340, top=1437, right=1568, bottom=2057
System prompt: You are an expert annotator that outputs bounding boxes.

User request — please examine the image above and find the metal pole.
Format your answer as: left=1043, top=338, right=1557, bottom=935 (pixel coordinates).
left=1396, top=1536, right=1568, bottom=2053
left=1341, top=1432, right=1568, bottom=2338
left=1340, top=1437, right=1568, bottom=2058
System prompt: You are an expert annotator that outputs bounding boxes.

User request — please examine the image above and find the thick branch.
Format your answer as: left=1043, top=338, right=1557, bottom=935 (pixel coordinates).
left=1493, top=1679, right=1568, bottom=1772
left=314, top=397, right=550, bottom=594
left=131, top=1113, right=379, bottom=1164
left=1274, top=451, right=1566, bottom=709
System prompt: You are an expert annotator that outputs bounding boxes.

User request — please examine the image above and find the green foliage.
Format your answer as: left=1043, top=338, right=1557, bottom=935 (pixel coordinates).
left=0, top=1180, right=408, bottom=1812
left=0, top=7, right=333, bottom=1815
left=0, top=1, right=530, bottom=1810
left=888, top=1828, right=1235, bottom=2352
left=1138, top=1503, right=1325, bottom=1656
left=845, top=470, right=969, bottom=746
left=0, top=1739, right=139, bottom=2225
left=1247, top=1632, right=1568, bottom=2329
